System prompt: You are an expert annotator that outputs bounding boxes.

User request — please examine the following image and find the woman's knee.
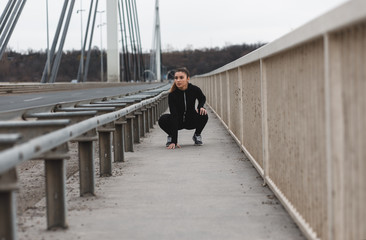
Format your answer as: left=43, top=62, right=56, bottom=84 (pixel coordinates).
left=158, top=114, right=171, bottom=127
left=199, top=114, right=208, bottom=123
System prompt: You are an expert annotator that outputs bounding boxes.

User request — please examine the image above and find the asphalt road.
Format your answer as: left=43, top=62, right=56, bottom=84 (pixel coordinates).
left=0, top=83, right=167, bottom=113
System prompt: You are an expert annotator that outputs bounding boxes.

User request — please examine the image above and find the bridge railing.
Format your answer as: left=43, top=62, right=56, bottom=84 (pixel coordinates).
left=191, top=1, right=366, bottom=240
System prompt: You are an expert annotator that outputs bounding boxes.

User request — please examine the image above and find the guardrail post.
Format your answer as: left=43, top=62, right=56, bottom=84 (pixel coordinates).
left=133, top=112, right=142, bottom=143
left=145, top=107, right=150, bottom=133
left=150, top=104, right=155, bottom=126
left=140, top=108, right=147, bottom=137
left=0, top=134, right=21, bottom=240
left=159, top=95, right=168, bottom=114
left=156, top=101, right=160, bottom=120
left=78, top=140, right=95, bottom=195
left=157, top=99, right=163, bottom=116
left=0, top=171, right=17, bottom=240
left=153, top=101, right=159, bottom=122
left=163, top=96, right=168, bottom=113
left=147, top=106, right=153, bottom=129
left=151, top=102, right=157, bottom=127
left=114, top=119, right=126, bottom=162
left=75, top=130, right=98, bottom=196
left=45, top=158, right=67, bottom=229
left=125, top=115, right=135, bottom=152
left=98, top=123, right=115, bottom=177
left=154, top=102, right=159, bottom=123
left=40, top=142, right=70, bottom=229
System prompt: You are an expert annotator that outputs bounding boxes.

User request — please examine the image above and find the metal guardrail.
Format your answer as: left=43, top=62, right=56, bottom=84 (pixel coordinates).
left=0, top=84, right=170, bottom=240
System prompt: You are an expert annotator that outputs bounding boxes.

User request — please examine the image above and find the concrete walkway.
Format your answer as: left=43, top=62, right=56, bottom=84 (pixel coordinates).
left=18, top=108, right=305, bottom=240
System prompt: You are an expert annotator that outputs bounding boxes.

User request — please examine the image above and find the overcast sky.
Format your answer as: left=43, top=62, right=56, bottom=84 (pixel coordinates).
left=1, top=0, right=349, bottom=53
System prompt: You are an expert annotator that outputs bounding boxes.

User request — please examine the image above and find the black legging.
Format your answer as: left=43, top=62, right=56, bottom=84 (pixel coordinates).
left=158, top=113, right=208, bottom=138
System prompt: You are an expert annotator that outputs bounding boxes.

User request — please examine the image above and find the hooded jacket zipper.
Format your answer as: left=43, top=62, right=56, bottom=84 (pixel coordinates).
left=183, top=91, right=187, bottom=122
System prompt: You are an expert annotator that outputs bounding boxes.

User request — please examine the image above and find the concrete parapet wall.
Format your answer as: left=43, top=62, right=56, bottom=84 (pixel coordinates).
left=0, top=82, right=143, bottom=95
left=191, top=1, right=366, bottom=239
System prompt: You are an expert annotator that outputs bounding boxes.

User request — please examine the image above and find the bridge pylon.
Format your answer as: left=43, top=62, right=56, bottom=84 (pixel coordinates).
left=149, top=0, right=162, bottom=82
left=106, top=0, right=120, bottom=82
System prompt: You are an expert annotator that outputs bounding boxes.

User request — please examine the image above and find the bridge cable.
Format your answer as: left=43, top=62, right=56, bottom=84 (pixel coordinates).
left=128, top=0, right=140, bottom=81
left=118, top=0, right=128, bottom=82
left=0, top=0, right=15, bottom=36
left=76, top=0, right=96, bottom=82
left=131, top=0, right=145, bottom=81
left=125, top=0, right=137, bottom=81
left=118, top=0, right=131, bottom=82
left=117, top=0, right=127, bottom=82
left=82, top=0, right=99, bottom=82
left=130, top=0, right=144, bottom=81
left=49, top=0, right=76, bottom=83
left=0, top=0, right=27, bottom=60
left=41, top=0, right=70, bottom=83
left=126, top=0, right=143, bottom=81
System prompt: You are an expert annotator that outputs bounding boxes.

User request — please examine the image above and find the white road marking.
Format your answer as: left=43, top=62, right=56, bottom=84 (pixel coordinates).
left=23, top=97, right=43, bottom=102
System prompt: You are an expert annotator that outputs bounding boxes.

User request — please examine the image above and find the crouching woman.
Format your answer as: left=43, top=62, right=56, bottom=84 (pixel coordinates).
left=158, top=67, right=208, bottom=149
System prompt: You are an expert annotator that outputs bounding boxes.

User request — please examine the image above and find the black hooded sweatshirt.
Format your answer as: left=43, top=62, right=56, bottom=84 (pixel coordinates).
left=168, top=83, right=206, bottom=144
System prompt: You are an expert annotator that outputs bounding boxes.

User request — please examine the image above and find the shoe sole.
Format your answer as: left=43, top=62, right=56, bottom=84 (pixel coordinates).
left=192, top=136, right=203, bottom=146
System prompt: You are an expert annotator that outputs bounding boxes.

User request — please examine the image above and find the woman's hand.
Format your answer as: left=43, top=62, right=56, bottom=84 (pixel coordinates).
left=197, top=107, right=207, bottom=115
left=167, top=143, right=181, bottom=149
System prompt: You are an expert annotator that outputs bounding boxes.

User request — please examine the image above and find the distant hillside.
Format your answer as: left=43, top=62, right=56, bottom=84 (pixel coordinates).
left=161, top=43, right=265, bottom=77
left=0, top=42, right=264, bottom=82
left=0, top=48, right=103, bottom=82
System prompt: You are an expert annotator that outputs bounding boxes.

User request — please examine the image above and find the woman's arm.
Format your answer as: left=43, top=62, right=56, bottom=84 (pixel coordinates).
left=168, top=93, right=179, bottom=144
left=196, top=87, right=206, bottom=110
left=168, top=93, right=178, bottom=117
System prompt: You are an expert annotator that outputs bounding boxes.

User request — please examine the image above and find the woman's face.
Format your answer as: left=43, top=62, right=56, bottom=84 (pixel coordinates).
left=174, top=71, right=189, bottom=90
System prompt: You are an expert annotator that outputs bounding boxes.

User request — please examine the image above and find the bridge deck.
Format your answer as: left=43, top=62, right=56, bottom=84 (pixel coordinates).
left=18, top=108, right=304, bottom=240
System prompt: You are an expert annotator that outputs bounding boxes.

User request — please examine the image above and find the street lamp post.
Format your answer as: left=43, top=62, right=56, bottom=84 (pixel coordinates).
left=77, top=0, right=85, bottom=83
left=97, top=11, right=106, bottom=82
left=45, top=0, right=50, bottom=82
left=98, top=23, right=105, bottom=82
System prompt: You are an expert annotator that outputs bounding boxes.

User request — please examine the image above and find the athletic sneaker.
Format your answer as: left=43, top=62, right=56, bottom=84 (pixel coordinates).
left=192, top=134, right=203, bottom=145
left=166, top=136, right=172, bottom=147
